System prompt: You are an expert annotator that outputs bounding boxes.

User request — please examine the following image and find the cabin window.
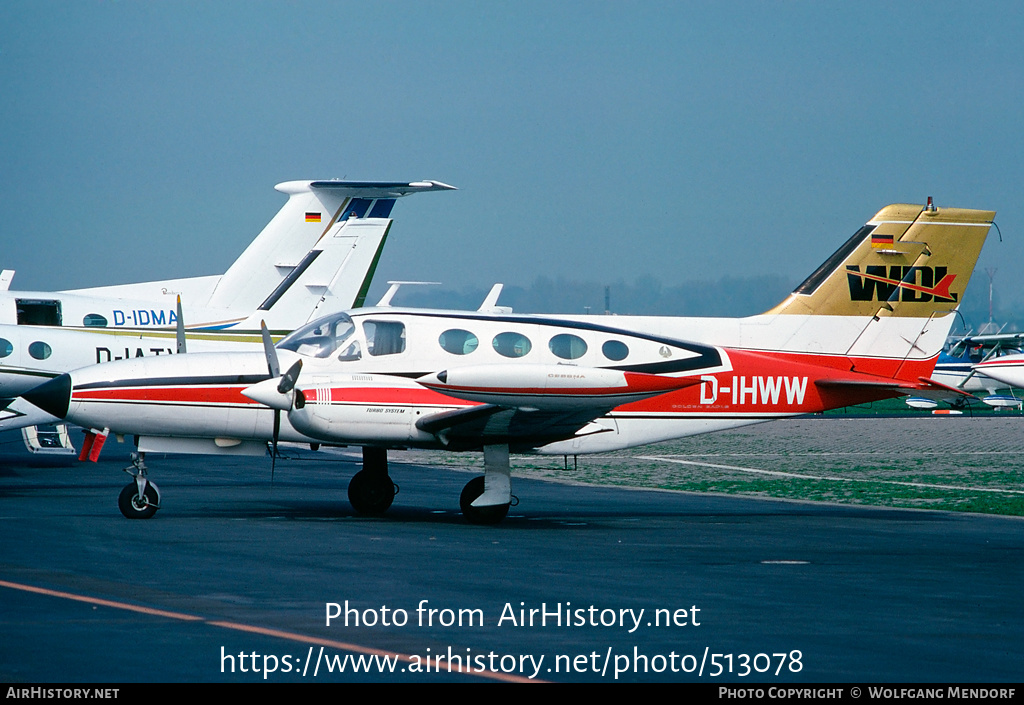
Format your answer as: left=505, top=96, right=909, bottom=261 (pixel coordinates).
left=16, top=299, right=62, bottom=326
left=549, top=334, right=587, bottom=360
left=0, top=339, right=12, bottom=358
left=277, top=312, right=356, bottom=359
left=337, top=340, right=362, bottom=362
left=364, top=321, right=406, bottom=356
left=28, top=341, right=52, bottom=360
left=439, top=329, right=479, bottom=355
left=602, top=340, right=629, bottom=361
left=493, top=332, right=532, bottom=358
left=83, top=314, right=108, bottom=327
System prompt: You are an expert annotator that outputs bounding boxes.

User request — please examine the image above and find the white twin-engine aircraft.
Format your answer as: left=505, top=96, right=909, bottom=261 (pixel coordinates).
left=0, top=179, right=454, bottom=426
left=20, top=202, right=995, bottom=524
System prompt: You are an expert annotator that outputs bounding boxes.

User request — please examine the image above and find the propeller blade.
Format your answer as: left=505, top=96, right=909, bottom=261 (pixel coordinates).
left=257, top=324, right=290, bottom=484
left=278, top=359, right=303, bottom=394
left=175, top=296, right=186, bottom=354
left=261, top=321, right=280, bottom=379
left=271, top=408, right=281, bottom=482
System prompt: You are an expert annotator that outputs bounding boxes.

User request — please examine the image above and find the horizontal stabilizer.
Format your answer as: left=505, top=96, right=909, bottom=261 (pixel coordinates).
left=915, top=376, right=977, bottom=398
left=307, top=180, right=456, bottom=198
left=815, top=374, right=974, bottom=401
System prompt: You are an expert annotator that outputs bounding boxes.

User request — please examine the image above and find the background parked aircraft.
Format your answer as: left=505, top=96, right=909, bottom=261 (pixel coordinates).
left=969, top=350, right=1024, bottom=402
left=929, top=332, right=1024, bottom=407
left=0, top=179, right=454, bottom=436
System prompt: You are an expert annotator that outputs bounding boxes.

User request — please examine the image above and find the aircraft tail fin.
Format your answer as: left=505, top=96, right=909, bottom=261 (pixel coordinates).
left=760, top=201, right=994, bottom=381
left=211, top=180, right=455, bottom=328
left=765, top=202, right=994, bottom=319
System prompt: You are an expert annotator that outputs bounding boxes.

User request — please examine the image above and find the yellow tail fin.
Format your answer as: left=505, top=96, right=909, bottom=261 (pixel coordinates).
left=765, top=203, right=994, bottom=318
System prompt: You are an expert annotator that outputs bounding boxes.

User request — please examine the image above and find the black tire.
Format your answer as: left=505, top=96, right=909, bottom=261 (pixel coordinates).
left=347, top=469, right=396, bottom=516
left=459, top=476, right=510, bottom=525
left=118, top=482, right=159, bottom=520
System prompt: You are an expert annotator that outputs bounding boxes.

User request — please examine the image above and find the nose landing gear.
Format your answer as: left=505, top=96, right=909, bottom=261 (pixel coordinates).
left=117, top=453, right=161, bottom=519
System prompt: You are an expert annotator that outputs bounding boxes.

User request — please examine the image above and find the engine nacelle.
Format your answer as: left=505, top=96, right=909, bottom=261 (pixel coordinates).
left=286, top=375, right=465, bottom=445
left=417, top=364, right=696, bottom=410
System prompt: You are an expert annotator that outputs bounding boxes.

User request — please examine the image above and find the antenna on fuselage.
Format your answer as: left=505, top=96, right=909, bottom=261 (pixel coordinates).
left=479, top=283, right=512, bottom=313
left=375, top=281, right=442, bottom=307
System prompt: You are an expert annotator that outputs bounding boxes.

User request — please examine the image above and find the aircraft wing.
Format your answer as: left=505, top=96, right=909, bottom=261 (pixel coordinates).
left=945, top=332, right=1024, bottom=364
left=954, top=332, right=1024, bottom=345
left=414, top=364, right=701, bottom=450
left=415, top=404, right=615, bottom=451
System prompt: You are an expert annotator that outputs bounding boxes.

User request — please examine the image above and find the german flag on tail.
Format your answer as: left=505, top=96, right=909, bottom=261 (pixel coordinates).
left=871, top=232, right=894, bottom=248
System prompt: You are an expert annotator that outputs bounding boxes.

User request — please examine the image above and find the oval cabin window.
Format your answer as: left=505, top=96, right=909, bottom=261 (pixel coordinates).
left=28, top=341, right=52, bottom=360
left=549, top=333, right=587, bottom=360
left=601, top=340, right=629, bottom=361
left=492, top=332, right=532, bottom=358
left=439, top=329, right=479, bottom=355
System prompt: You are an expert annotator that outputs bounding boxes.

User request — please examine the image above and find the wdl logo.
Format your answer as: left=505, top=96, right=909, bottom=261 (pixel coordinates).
left=846, top=266, right=957, bottom=303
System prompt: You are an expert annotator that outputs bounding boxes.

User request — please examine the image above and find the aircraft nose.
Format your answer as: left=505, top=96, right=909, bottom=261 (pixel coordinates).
left=21, top=373, right=72, bottom=419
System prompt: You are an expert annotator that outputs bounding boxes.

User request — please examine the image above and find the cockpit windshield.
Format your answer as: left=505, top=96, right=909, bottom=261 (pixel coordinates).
left=277, top=312, right=357, bottom=359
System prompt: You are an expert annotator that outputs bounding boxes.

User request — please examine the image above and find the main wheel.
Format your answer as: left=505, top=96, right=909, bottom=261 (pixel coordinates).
left=459, top=476, right=510, bottom=525
left=347, top=469, right=396, bottom=516
left=118, top=482, right=159, bottom=520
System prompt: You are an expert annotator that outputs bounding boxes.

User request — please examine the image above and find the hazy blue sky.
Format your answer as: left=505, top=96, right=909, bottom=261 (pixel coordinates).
left=2, top=1, right=1023, bottom=311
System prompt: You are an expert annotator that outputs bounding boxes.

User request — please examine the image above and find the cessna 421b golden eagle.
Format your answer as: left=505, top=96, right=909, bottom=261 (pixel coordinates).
left=20, top=200, right=995, bottom=523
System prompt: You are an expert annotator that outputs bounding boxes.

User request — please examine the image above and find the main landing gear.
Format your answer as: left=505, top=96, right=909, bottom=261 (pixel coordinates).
left=347, top=447, right=399, bottom=516
left=117, top=453, right=161, bottom=519
left=346, top=445, right=516, bottom=524
left=459, top=444, right=513, bottom=525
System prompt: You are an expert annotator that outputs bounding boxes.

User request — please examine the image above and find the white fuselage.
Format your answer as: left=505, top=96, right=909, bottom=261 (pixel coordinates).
left=48, top=305, right=949, bottom=457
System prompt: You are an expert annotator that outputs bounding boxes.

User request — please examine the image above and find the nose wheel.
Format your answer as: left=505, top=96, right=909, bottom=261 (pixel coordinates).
left=118, top=453, right=160, bottom=519
left=118, top=482, right=160, bottom=519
